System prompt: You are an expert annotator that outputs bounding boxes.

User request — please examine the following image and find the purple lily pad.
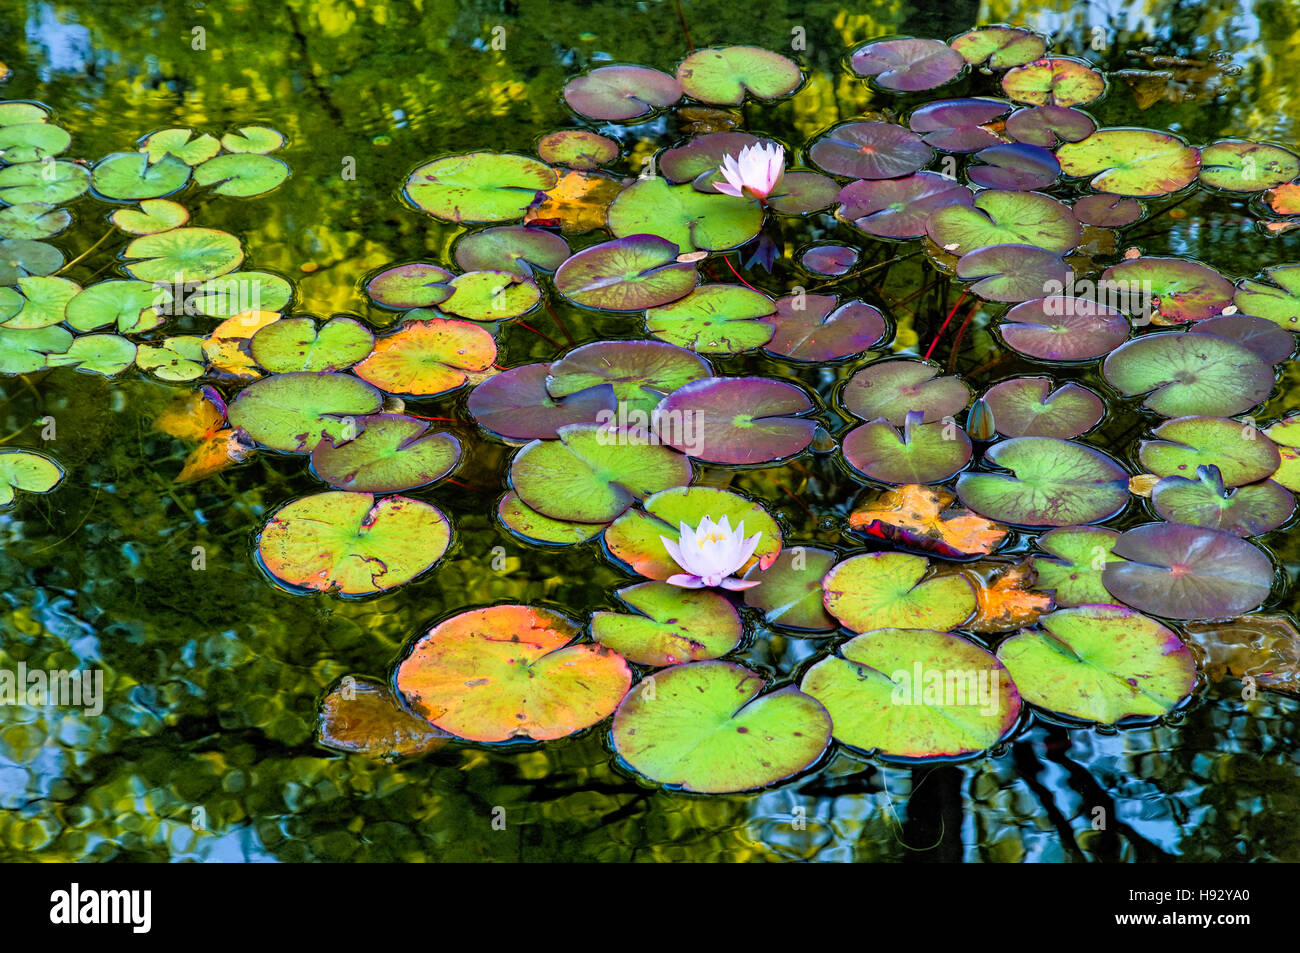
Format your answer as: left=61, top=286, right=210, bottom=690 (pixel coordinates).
left=908, top=98, right=1011, bottom=153
left=661, top=133, right=766, bottom=183
left=761, top=294, right=887, bottom=362
left=555, top=235, right=698, bottom=311
left=1102, top=523, right=1275, bottom=620
left=310, top=413, right=461, bottom=493
left=1101, top=257, right=1234, bottom=322
left=537, top=130, right=618, bottom=170
left=1004, top=105, right=1097, bottom=148
left=955, top=244, right=1072, bottom=302
left=801, top=244, right=858, bottom=276
left=1000, top=295, right=1130, bottom=360
left=841, top=359, right=971, bottom=425
left=851, top=38, right=966, bottom=92
left=1151, top=465, right=1294, bottom=537
left=982, top=377, right=1105, bottom=438
left=809, top=122, right=933, bottom=180
left=742, top=546, right=840, bottom=632
left=842, top=411, right=972, bottom=485
left=1102, top=332, right=1274, bottom=418
left=454, top=226, right=571, bottom=278
left=764, top=172, right=841, bottom=215
left=967, top=143, right=1061, bottom=190
left=652, top=376, right=816, bottom=465
left=365, top=263, right=454, bottom=310
left=1194, top=314, right=1295, bottom=364
left=838, top=172, right=974, bottom=239
left=546, top=338, right=712, bottom=416
left=1072, top=193, right=1143, bottom=227
left=467, top=363, right=617, bottom=441
left=563, top=65, right=683, bottom=121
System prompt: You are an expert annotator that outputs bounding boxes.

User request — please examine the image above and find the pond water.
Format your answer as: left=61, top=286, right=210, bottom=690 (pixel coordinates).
left=1, top=0, right=1299, bottom=862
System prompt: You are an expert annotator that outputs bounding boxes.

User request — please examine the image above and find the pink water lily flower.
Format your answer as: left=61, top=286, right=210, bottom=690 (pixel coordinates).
left=660, top=515, right=763, bottom=590
left=715, top=142, right=785, bottom=202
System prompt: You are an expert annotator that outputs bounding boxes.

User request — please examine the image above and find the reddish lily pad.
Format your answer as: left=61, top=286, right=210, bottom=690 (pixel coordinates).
left=592, top=581, right=742, bottom=666
left=257, top=491, right=450, bottom=595
left=1000, top=295, right=1129, bottom=360
left=1004, top=105, right=1097, bottom=148
left=555, top=235, right=698, bottom=311
left=365, top=263, right=454, bottom=310
left=801, top=244, right=858, bottom=276
left=1138, top=415, right=1280, bottom=486
left=927, top=189, right=1079, bottom=256
left=822, top=552, right=976, bottom=633
left=1056, top=128, right=1201, bottom=197
left=955, top=244, right=1072, bottom=302
left=611, top=661, right=830, bottom=793
left=676, top=47, right=802, bottom=105
left=851, top=38, right=966, bottom=92
left=395, top=605, right=632, bottom=742
left=310, top=414, right=461, bottom=493
left=644, top=283, right=776, bottom=354
left=808, top=122, right=933, bottom=180
left=352, top=318, right=497, bottom=397
left=1029, top=525, right=1122, bottom=607
left=837, top=172, right=974, bottom=239
left=1194, top=314, right=1294, bottom=363
left=967, top=143, right=1060, bottom=190
left=982, top=377, right=1105, bottom=438
left=1151, top=465, right=1294, bottom=537
left=843, top=411, right=971, bottom=485
left=546, top=339, right=711, bottom=417
left=997, top=606, right=1196, bottom=723
left=742, top=546, right=839, bottom=632
left=469, top=362, right=616, bottom=441
left=228, top=371, right=383, bottom=453
left=802, top=628, right=1021, bottom=759
left=848, top=484, right=1008, bottom=559
left=956, top=437, right=1129, bottom=527
left=510, top=422, right=692, bottom=523
left=653, top=376, right=816, bottom=465
left=1002, top=58, right=1106, bottom=107
left=950, top=27, right=1047, bottom=69
left=563, top=65, right=683, bottom=121
left=453, top=226, right=570, bottom=278
left=1072, top=193, right=1143, bottom=227
left=1101, top=332, right=1273, bottom=418
left=908, top=97, right=1011, bottom=152
left=1102, top=523, right=1275, bottom=620
left=761, top=294, right=886, bottom=362
left=841, top=359, right=971, bottom=425
left=537, top=130, right=618, bottom=170
left=404, top=152, right=557, bottom=223
left=1100, top=256, right=1233, bottom=322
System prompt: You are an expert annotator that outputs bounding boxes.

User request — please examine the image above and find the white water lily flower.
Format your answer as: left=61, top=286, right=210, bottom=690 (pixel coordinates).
left=715, top=142, right=785, bottom=202
left=660, top=514, right=763, bottom=590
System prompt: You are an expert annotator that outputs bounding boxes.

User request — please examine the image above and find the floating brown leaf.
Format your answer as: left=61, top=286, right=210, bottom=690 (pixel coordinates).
left=849, top=484, right=1008, bottom=558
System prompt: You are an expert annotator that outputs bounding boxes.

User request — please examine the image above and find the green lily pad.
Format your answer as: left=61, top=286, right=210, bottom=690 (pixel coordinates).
left=842, top=411, right=972, bottom=484
left=1100, top=256, right=1232, bottom=322
left=546, top=339, right=711, bottom=418
left=1198, top=140, right=1299, bottom=192
left=0, top=238, right=63, bottom=283
left=742, top=545, right=839, bottom=632
left=607, top=178, right=762, bottom=253
left=603, top=485, right=781, bottom=580
left=453, top=226, right=570, bottom=278
left=187, top=271, right=293, bottom=317
left=395, top=604, right=632, bottom=742
left=258, top=491, right=450, bottom=595
left=365, top=263, right=454, bottom=309
left=228, top=371, right=384, bottom=452
left=1029, top=525, right=1123, bottom=607
left=0, top=325, right=72, bottom=373
left=1056, top=128, right=1201, bottom=197
left=927, top=189, right=1079, bottom=255
left=951, top=27, right=1047, bottom=69
left=1233, top=264, right=1300, bottom=331
left=644, top=283, right=775, bottom=353
left=997, top=605, right=1196, bottom=723
left=0, top=160, right=89, bottom=204
left=841, top=359, right=971, bottom=425
left=310, top=413, right=460, bottom=493
left=555, top=235, right=698, bottom=311
left=1151, top=466, right=1293, bottom=537
left=0, top=449, right=64, bottom=506
left=801, top=628, right=1021, bottom=759
left=675, top=46, right=802, bottom=105
left=194, top=152, right=290, bottom=197
left=510, top=422, right=693, bottom=524
left=221, top=126, right=286, bottom=154
left=1001, top=57, right=1106, bottom=107
left=1138, top=415, right=1279, bottom=485
left=45, top=333, right=136, bottom=376
left=981, top=377, right=1105, bottom=439
left=352, top=317, right=496, bottom=397
left=955, top=437, right=1129, bottom=527
left=135, top=336, right=206, bottom=381
left=497, top=491, right=607, bottom=546
left=123, top=227, right=244, bottom=282
left=0, top=103, right=50, bottom=125
left=537, top=130, right=618, bottom=170
left=1, top=276, right=79, bottom=329
left=140, top=128, right=221, bottom=166
left=1101, top=332, right=1273, bottom=418
left=611, top=660, right=831, bottom=793
left=822, top=552, right=976, bottom=633
left=91, top=152, right=191, bottom=201
left=65, top=280, right=167, bottom=333
left=405, top=152, right=557, bottom=223
left=592, top=581, right=742, bottom=666
left=250, top=316, right=374, bottom=372
left=0, top=202, right=72, bottom=240
left=110, top=198, right=190, bottom=235
left=440, top=270, right=540, bottom=321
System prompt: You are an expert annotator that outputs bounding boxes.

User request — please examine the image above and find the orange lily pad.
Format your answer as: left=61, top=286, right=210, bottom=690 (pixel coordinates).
left=153, top=385, right=255, bottom=483
left=352, top=317, right=496, bottom=396
left=524, top=170, right=624, bottom=233
left=202, top=309, right=281, bottom=379
left=943, top=560, right=1054, bottom=633
left=316, top=675, right=451, bottom=760
left=848, top=484, right=1008, bottom=558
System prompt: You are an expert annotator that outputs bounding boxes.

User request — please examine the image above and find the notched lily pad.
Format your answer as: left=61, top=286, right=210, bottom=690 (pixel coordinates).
left=592, top=581, right=742, bottom=666
left=822, top=552, right=976, bottom=633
